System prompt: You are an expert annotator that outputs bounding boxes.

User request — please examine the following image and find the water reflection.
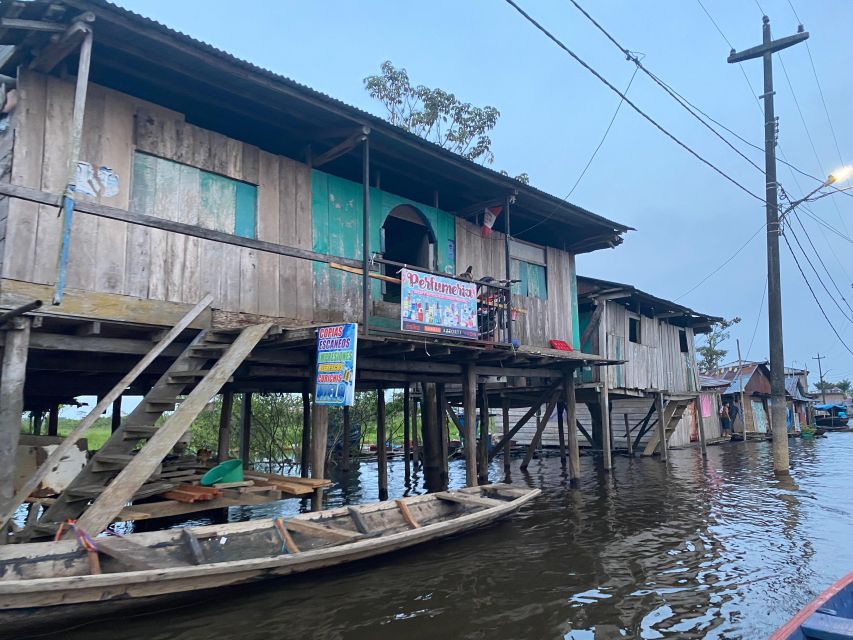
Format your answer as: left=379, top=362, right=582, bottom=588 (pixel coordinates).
left=30, top=435, right=853, bottom=640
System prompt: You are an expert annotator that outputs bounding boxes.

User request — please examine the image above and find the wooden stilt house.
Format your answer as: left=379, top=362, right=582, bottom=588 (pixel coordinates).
left=513, top=276, right=722, bottom=458
left=0, top=1, right=630, bottom=539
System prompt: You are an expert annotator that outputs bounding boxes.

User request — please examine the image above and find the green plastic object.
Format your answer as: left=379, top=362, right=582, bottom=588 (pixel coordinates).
left=200, top=459, right=243, bottom=486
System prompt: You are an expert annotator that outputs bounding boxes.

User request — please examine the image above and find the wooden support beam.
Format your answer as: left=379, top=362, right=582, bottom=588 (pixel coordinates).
left=564, top=371, right=580, bottom=482
left=488, top=379, right=563, bottom=461
left=110, top=396, right=122, bottom=434
left=30, top=20, right=92, bottom=74
left=286, top=518, right=361, bottom=541
left=377, top=389, right=388, bottom=501
left=420, top=383, right=442, bottom=492
left=312, top=131, right=367, bottom=168
left=600, top=386, right=612, bottom=471
left=520, top=398, right=557, bottom=471
left=502, top=397, right=511, bottom=480
left=462, top=364, right=477, bottom=487
left=411, top=398, right=420, bottom=470
left=579, top=302, right=604, bottom=349
left=1, top=18, right=68, bottom=32
left=403, top=385, right=411, bottom=479
left=217, top=391, right=234, bottom=462
left=310, top=403, right=328, bottom=510
left=695, top=397, right=708, bottom=458
left=624, top=413, right=633, bottom=456
left=240, top=392, right=252, bottom=469
left=557, top=401, right=567, bottom=468
left=437, top=383, right=449, bottom=487
left=477, top=383, right=490, bottom=485
left=341, top=406, right=351, bottom=473
left=47, top=404, right=59, bottom=437
left=300, top=388, right=311, bottom=478
left=0, top=318, right=31, bottom=519
left=655, top=392, right=668, bottom=463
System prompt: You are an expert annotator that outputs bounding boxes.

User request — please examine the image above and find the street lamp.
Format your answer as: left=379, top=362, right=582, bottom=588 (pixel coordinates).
left=780, top=166, right=853, bottom=221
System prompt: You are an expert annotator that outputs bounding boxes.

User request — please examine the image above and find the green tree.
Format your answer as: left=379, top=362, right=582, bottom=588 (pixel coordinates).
left=835, top=379, right=851, bottom=394
left=365, top=61, right=528, bottom=183
left=696, top=317, right=742, bottom=372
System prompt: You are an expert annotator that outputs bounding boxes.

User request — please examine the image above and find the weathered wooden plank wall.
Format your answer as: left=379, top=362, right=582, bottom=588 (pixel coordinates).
left=602, top=302, right=698, bottom=393
left=2, top=70, right=313, bottom=321
left=454, top=220, right=576, bottom=348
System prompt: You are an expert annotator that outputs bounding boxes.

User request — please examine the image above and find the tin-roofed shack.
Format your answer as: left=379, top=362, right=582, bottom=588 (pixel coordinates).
left=0, top=0, right=632, bottom=538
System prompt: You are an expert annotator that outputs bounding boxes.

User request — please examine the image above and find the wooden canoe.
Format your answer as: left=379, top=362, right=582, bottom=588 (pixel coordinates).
left=0, top=484, right=539, bottom=626
left=770, top=571, right=853, bottom=639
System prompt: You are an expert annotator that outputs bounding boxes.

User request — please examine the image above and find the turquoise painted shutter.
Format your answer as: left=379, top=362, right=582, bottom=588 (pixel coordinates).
left=234, top=181, right=257, bottom=239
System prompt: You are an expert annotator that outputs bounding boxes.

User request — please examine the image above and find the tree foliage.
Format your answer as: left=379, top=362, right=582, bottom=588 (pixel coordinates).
left=364, top=61, right=528, bottom=183
left=696, top=317, right=742, bottom=373
left=814, top=379, right=851, bottom=394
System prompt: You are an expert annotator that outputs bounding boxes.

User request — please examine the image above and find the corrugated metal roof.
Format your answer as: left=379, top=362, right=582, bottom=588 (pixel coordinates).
left=700, top=374, right=729, bottom=389
left=46, top=0, right=632, bottom=250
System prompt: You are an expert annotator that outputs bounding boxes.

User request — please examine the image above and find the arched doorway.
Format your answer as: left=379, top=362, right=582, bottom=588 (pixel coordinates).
left=381, top=205, right=436, bottom=303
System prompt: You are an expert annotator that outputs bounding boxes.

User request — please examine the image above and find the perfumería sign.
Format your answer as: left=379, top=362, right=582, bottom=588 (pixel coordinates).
left=400, top=268, right=478, bottom=340
left=314, top=323, right=358, bottom=406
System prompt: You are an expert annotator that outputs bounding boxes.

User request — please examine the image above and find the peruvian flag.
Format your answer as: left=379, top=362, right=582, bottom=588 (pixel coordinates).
left=482, top=206, right=502, bottom=237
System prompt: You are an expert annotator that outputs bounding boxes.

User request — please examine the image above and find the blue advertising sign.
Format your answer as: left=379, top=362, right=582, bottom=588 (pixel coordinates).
left=400, top=268, right=479, bottom=340
left=315, top=323, right=358, bottom=406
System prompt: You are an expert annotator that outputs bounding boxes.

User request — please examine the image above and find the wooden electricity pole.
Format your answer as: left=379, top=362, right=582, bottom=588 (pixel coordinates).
left=728, top=16, right=808, bottom=474
left=813, top=353, right=827, bottom=403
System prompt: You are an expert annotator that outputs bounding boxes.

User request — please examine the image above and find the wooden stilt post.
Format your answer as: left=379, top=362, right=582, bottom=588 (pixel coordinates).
left=420, top=383, right=442, bottom=492
left=300, top=388, right=311, bottom=478
left=0, top=318, right=31, bottom=516
left=477, top=383, right=490, bottom=484
left=694, top=397, right=708, bottom=458
left=403, top=384, right=411, bottom=479
left=521, top=399, right=557, bottom=470
left=502, top=397, right=511, bottom=480
left=341, top=406, right=351, bottom=473
left=600, top=385, right=612, bottom=471
left=47, top=404, right=59, bottom=437
left=240, top=392, right=253, bottom=469
left=217, top=391, right=234, bottom=462
left=412, top=398, right=420, bottom=470
left=462, top=364, right=477, bottom=487
left=377, top=388, right=388, bottom=500
left=624, top=413, right=633, bottom=456
left=111, top=396, right=122, bottom=434
left=310, top=403, right=329, bottom=510
left=32, top=411, right=43, bottom=436
left=557, top=401, right=567, bottom=468
left=655, top=392, right=669, bottom=463
left=436, top=383, right=449, bottom=489
left=564, top=369, right=581, bottom=483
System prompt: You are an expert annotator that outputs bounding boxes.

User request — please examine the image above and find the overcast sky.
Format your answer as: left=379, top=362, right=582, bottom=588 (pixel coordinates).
left=114, top=0, right=853, bottom=388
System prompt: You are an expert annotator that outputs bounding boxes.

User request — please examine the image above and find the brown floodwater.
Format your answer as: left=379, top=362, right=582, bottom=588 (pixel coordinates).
left=20, top=435, right=853, bottom=640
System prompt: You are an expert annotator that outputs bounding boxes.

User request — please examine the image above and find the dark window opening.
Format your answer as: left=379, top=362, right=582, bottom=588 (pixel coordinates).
left=679, top=329, right=689, bottom=353
left=629, top=317, right=641, bottom=344
left=381, top=207, right=433, bottom=303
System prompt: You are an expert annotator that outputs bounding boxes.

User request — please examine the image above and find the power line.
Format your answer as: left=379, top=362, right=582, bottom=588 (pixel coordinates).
left=784, top=224, right=853, bottom=323
left=781, top=231, right=853, bottom=355
left=789, top=210, right=853, bottom=316
left=501, top=0, right=767, bottom=203
left=745, top=277, right=768, bottom=360
left=516, top=64, right=640, bottom=238
left=785, top=0, right=846, bottom=168
left=567, top=0, right=764, bottom=175
left=674, top=222, right=766, bottom=301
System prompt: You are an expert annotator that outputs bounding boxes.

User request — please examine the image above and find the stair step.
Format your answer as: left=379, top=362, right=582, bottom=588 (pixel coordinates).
left=65, top=484, right=109, bottom=500
left=124, top=425, right=158, bottom=438
left=95, top=453, right=134, bottom=465
left=170, top=370, right=211, bottom=379
left=189, top=344, right=229, bottom=353
left=144, top=400, right=175, bottom=411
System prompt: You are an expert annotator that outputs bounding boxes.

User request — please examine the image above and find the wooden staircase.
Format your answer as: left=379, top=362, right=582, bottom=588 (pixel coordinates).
left=641, top=397, right=691, bottom=457
left=35, top=322, right=273, bottom=538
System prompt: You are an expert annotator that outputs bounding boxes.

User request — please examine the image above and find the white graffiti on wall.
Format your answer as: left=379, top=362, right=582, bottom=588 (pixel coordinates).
left=74, top=161, right=119, bottom=198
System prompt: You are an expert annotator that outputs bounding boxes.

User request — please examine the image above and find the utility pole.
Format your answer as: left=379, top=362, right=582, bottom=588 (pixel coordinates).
left=736, top=339, right=747, bottom=437
left=728, top=16, right=808, bottom=474
left=813, top=353, right=827, bottom=403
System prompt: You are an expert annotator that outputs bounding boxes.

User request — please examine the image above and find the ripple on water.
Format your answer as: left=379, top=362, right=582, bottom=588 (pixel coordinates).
left=31, top=435, right=853, bottom=640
